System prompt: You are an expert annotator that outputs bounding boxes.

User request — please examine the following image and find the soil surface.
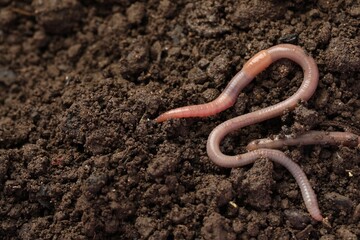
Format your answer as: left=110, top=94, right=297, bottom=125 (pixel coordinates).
left=0, top=0, right=359, bottom=239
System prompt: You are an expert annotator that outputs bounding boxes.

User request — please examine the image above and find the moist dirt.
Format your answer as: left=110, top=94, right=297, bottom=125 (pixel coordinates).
left=0, top=0, right=359, bottom=239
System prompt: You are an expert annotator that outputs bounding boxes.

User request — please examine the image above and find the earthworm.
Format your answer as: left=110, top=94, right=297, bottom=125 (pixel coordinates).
left=247, top=131, right=360, bottom=150
left=156, top=44, right=333, bottom=221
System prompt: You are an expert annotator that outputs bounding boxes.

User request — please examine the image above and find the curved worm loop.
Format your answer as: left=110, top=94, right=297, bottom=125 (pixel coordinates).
left=156, top=44, right=325, bottom=221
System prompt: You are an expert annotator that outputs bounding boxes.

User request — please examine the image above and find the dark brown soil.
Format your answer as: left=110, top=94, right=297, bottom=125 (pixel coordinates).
left=0, top=0, right=359, bottom=239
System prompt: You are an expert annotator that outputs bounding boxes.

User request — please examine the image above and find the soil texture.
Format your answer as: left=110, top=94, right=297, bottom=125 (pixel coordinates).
left=0, top=0, right=359, bottom=239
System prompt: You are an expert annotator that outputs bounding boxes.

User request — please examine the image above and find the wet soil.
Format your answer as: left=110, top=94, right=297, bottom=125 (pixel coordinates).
left=0, top=0, right=359, bottom=239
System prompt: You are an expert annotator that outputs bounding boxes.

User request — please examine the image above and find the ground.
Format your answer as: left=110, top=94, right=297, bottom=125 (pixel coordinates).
left=0, top=0, right=359, bottom=239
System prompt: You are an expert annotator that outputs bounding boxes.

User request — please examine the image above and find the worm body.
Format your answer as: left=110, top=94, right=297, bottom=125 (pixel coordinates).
left=204, top=45, right=322, bottom=221
left=247, top=131, right=360, bottom=150
left=156, top=44, right=359, bottom=221
left=155, top=44, right=318, bottom=123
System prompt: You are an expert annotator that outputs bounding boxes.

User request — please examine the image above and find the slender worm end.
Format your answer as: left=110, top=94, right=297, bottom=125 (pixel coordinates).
left=312, top=213, right=324, bottom=222
left=154, top=115, right=167, bottom=123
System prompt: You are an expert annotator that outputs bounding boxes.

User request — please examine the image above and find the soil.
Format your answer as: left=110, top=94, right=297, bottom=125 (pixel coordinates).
left=0, top=0, right=359, bottom=239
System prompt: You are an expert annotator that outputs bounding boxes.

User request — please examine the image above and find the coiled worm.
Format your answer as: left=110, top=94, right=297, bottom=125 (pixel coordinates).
left=156, top=44, right=360, bottom=222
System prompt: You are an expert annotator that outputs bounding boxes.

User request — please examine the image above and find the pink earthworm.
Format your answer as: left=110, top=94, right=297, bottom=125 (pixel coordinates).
left=156, top=44, right=331, bottom=221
